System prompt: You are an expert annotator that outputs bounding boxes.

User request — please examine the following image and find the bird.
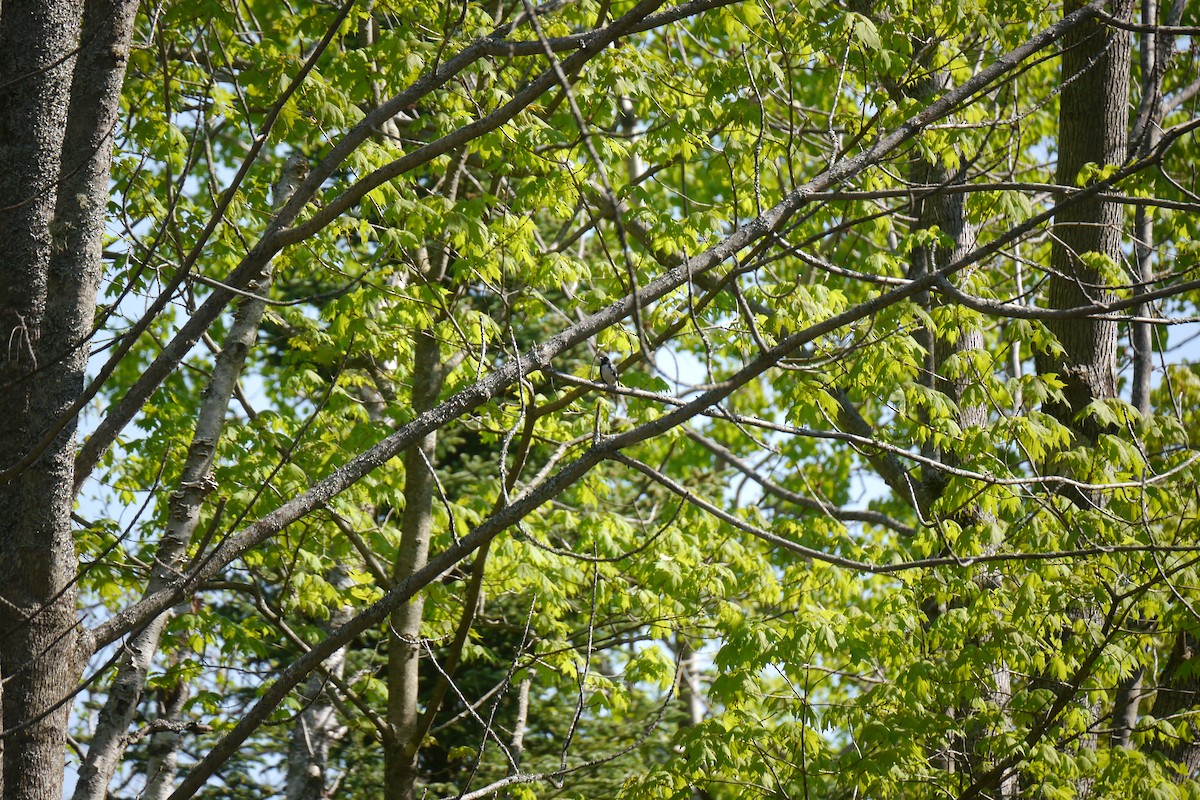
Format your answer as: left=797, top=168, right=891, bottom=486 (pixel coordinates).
left=596, top=354, right=620, bottom=389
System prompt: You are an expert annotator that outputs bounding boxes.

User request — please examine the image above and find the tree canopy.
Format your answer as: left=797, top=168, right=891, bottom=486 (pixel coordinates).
left=2, top=0, right=1200, bottom=798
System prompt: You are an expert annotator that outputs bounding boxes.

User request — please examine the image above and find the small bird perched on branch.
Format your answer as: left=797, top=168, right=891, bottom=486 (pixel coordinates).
left=597, top=354, right=620, bottom=389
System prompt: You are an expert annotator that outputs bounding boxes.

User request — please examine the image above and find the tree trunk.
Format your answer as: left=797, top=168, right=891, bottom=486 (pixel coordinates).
left=73, top=155, right=306, bottom=800
left=1127, top=0, right=1183, bottom=417
left=385, top=327, right=444, bottom=799
left=286, top=567, right=355, bottom=800
left=0, top=8, right=80, bottom=799
left=1111, top=669, right=1143, bottom=749
left=1114, top=0, right=1182, bottom=750
left=1038, top=0, right=1131, bottom=441
left=895, top=27, right=1021, bottom=789
left=1150, top=632, right=1200, bottom=777
left=1031, top=5, right=1130, bottom=766
left=0, top=2, right=136, bottom=798
left=1036, top=0, right=1141, bottom=778
left=676, top=639, right=712, bottom=800
left=141, top=648, right=191, bottom=800
left=912, top=163, right=1021, bottom=798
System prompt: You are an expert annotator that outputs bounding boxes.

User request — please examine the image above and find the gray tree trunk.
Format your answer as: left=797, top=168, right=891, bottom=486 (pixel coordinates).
left=1037, top=0, right=1144, bottom=778
left=0, top=8, right=81, bottom=799
left=141, top=647, right=191, bottom=800
left=0, top=2, right=137, bottom=798
left=676, top=640, right=711, bottom=800
left=286, top=567, right=355, bottom=800
left=911, top=160, right=1019, bottom=798
left=385, top=326, right=445, bottom=799
left=1150, top=632, right=1200, bottom=777
left=1038, top=0, right=1131, bottom=439
left=894, top=30, right=1018, bottom=792
left=72, top=155, right=307, bottom=800
left=1113, top=0, right=1182, bottom=751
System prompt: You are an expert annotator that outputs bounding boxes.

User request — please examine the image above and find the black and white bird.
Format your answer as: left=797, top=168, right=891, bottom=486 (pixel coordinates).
left=596, top=354, right=620, bottom=389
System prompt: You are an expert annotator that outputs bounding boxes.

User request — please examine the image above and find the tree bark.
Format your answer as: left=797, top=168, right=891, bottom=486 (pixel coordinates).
left=1114, top=0, right=1182, bottom=750
left=0, top=2, right=136, bottom=798
left=676, top=639, right=712, bottom=800
left=0, top=8, right=80, bottom=799
left=141, top=647, right=191, bottom=800
left=1035, top=0, right=1144, bottom=778
left=1127, top=0, right=1182, bottom=419
left=286, top=567, right=355, bottom=800
left=72, top=155, right=306, bottom=800
left=1028, top=10, right=1130, bottom=772
left=1111, top=669, right=1143, bottom=749
left=385, top=327, right=445, bottom=799
left=1149, top=632, right=1200, bottom=778
left=1038, top=0, right=1131, bottom=441
left=893, top=26, right=1019, bottom=791
left=912, top=162, right=1020, bottom=799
